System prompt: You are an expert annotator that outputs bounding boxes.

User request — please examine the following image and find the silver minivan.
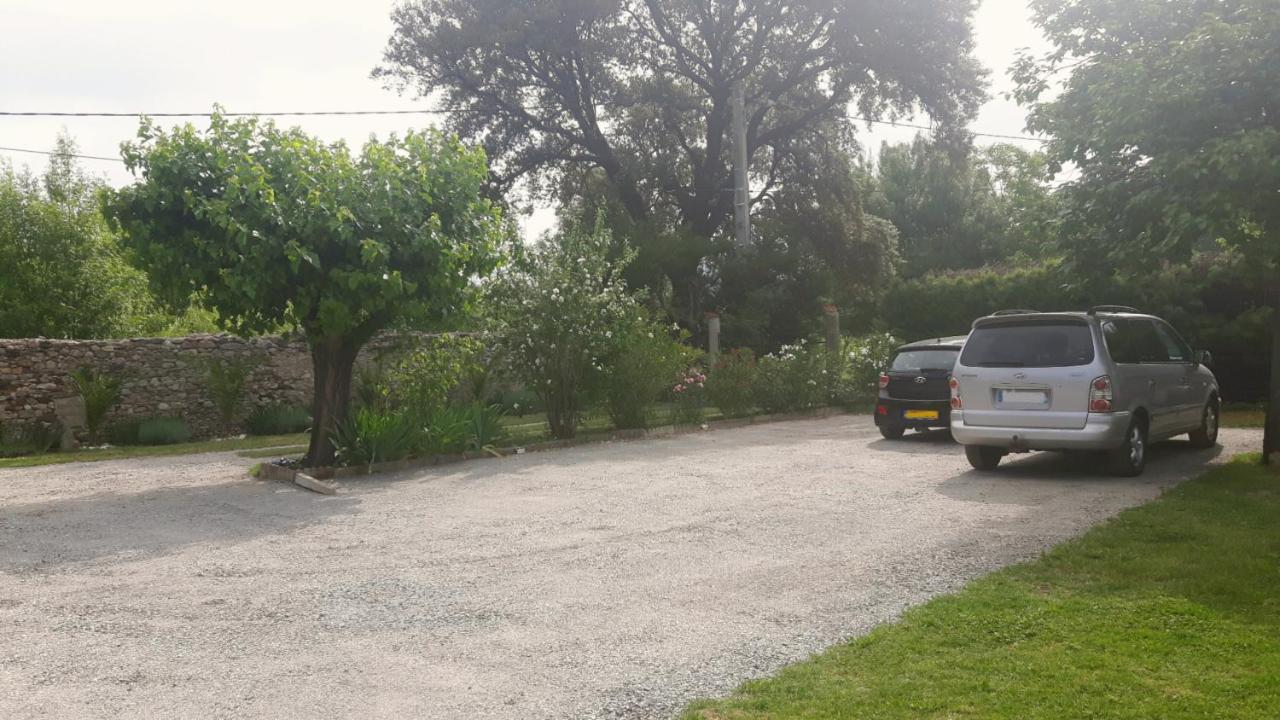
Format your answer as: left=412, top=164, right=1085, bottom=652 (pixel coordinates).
left=950, top=307, right=1220, bottom=476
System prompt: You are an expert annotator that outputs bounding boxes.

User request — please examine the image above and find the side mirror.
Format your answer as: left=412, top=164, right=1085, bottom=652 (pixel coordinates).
left=1194, top=349, right=1213, bottom=368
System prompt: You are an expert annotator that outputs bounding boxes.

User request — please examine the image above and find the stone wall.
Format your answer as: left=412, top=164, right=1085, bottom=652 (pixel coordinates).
left=0, top=333, right=427, bottom=442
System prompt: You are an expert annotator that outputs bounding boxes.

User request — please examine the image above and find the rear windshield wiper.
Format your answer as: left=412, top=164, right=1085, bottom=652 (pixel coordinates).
left=978, top=361, right=1026, bottom=367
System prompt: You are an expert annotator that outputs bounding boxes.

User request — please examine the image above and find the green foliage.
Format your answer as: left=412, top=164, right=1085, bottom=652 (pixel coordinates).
left=69, top=367, right=122, bottom=440
left=416, top=405, right=471, bottom=457
left=670, top=367, right=708, bottom=426
left=602, top=313, right=695, bottom=430
left=0, top=136, right=162, bottom=339
left=837, top=332, right=902, bottom=404
left=706, top=349, right=760, bottom=418
left=105, top=419, right=143, bottom=446
left=389, top=334, right=486, bottom=417
left=108, top=113, right=506, bottom=467
left=245, top=403, right=312, bottom=436
left=487, top=217, right=644, bottom=439
left=206, top=358, right=253, bottom=424
left=753, top=339, right=828, bottom=414
left=0, top=421, right=62, bottom=458
left=331, top=407, right=416, bottom=468
left=136, top=417, right=192, bottom=446
left=463, top=403, right=506, bottom=452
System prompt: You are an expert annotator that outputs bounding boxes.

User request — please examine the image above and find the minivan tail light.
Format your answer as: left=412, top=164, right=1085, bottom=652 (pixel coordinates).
left=879, top=373, right=890, bottom=389
left=949, top=377, right=962, bottom=410
left=1089, top=375, right=1113, bottom=413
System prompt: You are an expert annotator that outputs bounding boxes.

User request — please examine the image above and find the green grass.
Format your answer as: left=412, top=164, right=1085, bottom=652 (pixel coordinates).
left=0, top=433, right=309, bottom=469
left=1222, top=403, right=1267, bottom=429
left=683, top=455, right=1280, bottom=720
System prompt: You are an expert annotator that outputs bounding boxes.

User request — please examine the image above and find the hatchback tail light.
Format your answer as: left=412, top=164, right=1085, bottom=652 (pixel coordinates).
left=949, top=377, right=963, bottom=410
left=1089, top=375, right=1113, bottom=413
left=879, top=373, right=890, bottom=389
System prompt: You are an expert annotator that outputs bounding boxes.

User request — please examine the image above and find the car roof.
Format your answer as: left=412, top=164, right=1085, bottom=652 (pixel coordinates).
left=971, top=310, right=1157, bottom=329
left=896, top=335, right=969, bottom=351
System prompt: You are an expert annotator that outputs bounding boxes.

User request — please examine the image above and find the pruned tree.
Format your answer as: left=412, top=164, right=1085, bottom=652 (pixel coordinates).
left=377, top=0, right=985, bottom=319
left=109, top=115, right=506, bottom=467
left=1014, top=0, right=1280, bottom=463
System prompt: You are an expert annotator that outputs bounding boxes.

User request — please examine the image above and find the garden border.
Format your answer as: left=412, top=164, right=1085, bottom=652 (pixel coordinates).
left=257, top=406, right=851, bottom=487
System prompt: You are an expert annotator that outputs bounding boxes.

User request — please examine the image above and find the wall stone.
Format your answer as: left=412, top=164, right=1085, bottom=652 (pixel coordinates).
left=0, top=333, right=429, bottom=441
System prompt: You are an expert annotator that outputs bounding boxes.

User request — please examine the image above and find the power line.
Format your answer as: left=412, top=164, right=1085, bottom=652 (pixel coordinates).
left=0, top=108, right=1049, bottom=143
left=0, top=145, right=123, bottom=163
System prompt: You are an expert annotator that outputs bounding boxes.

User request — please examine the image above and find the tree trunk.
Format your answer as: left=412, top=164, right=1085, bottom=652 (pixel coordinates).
left=304, top=337, right=360, bottom=468
left=1264, top=286, right=1279, bottom=466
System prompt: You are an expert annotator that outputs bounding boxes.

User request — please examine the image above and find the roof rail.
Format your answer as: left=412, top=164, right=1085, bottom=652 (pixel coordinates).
left=991, top=309, right=1040, bottom=316
left=1088, top=305, right=1139, bottom=315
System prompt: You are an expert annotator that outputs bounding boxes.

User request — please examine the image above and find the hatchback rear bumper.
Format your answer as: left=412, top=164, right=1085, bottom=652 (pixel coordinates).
left=950, top=411, right=1131, bottom=451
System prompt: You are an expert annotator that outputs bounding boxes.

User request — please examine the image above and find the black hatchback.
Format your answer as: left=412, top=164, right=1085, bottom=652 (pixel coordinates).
left=874, top=336, right=967, bottom=439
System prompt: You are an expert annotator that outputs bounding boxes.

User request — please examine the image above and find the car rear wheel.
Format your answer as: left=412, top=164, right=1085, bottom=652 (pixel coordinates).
left=1108, top=419, right=1148, bottom=477
left=965, top=445, right=1003, bottom=471
left=879, top=425, right=905, bottom=440
left=1188, top=399, right=1219, bottom=449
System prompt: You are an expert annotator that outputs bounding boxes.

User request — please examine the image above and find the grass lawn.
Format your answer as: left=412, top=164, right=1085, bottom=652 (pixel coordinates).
left=1222, top=403, right=1267, bottom=429
left=0, top=433, right=309, bottom=469
left=683, top=455, right=1280, bottom=720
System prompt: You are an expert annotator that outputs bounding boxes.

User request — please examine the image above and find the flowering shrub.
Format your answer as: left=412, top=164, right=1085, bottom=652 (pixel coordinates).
left=602, top=309, right=696, bottom=429
left=835, top=332, right=900, bottom=403
left=705, top=348, right=759, bottom=417
left=753, top=338, right=828, bottom=413
left=670, top=367, right=708, bottom=425
left=486, top=217, right=642, bottom=438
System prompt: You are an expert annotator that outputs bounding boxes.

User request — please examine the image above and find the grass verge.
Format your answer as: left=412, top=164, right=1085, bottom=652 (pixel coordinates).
left=0, top=433, right=309, bottom=469
left=683, top=454, right=1280, bottom=720
left=1222, top=403, right=1267, bottom=429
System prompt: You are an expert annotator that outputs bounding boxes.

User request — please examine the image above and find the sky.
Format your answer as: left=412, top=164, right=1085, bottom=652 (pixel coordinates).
left=0, top=0, right=1051, bottom=238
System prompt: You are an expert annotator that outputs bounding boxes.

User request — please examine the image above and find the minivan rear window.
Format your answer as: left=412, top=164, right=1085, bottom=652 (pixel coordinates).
left=960, top=322, right=1095, bottom=368
left=891, top=349, right=958, bottom=372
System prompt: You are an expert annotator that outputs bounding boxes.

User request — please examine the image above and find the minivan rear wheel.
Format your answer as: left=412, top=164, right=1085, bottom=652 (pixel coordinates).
left=965, top=445, right=1003, bottom=471
left=1188, top=399, right=1220, bottom=449
left=1108, top=419, right=1148, bottom=477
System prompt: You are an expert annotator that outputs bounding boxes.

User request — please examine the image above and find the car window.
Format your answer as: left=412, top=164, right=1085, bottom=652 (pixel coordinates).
left=1153, top=321, right=1193, bottom=363
left=1104, top=319, right=1174, bottom=363
left=959, top=322, right=1095, bottom=368
left=890, top=349, right=958, bottom=372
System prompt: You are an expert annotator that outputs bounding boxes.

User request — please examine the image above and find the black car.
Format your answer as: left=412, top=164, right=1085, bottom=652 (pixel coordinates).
left=874, top=336, right=967, bottom=439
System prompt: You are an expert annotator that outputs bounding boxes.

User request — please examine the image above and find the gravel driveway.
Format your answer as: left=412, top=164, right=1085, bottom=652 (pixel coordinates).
left=0, top=416, right=1261, bottom=719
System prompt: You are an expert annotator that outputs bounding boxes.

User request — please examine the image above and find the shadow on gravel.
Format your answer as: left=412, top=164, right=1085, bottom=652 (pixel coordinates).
left=0, top=480, right=360, bottom=571
left=866, top=428, right=960, bottom=454
left=934, top=440, right=1225, bottom=506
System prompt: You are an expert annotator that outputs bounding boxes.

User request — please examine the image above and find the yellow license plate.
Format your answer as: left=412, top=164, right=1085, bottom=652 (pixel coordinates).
left=904, top=410, right=940, bottom=420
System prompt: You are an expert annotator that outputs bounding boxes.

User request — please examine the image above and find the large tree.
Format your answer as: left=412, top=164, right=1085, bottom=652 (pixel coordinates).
left=109, top=115, right=505, bottom=467
left=1014, top=0, right=1280, bottom=462
left=377, top=0, right=984, bottom=319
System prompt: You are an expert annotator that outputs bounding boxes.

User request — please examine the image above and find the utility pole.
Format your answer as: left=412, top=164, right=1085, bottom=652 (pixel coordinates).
left=731, top=83, right=751, bottom=249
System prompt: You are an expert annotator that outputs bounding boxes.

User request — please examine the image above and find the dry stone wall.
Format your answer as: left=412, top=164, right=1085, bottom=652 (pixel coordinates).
left=0, top=333, right=426, bottom=441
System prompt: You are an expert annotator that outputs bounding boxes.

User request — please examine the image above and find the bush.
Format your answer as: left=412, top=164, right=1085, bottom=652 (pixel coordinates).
left=416, top=405, right=471, bottom=456
left=602, top=312, right=694, bottom=430
left=706, top=348, right=759, bottom=418
left=670, top=367, right=708, bottom=425
left=105, top=418, right=143, bottom=446
left=331, top=407, right=417, bottom=468
left=754, top=339, right=827, bottom=414
left=69, top=367, right=122, bottom=440
left=835, top=332, right=900, bottom=404
left=464, top=403, right=506, bottom=451
left=389, top=334, right=485, bottom=416
left=206, top=358, right=253, bottom=424
left=245, top=403, right=312, bottom=436
left=136, top=417, right=192, bottom=445
left=0, top=421, right=62, bottom=457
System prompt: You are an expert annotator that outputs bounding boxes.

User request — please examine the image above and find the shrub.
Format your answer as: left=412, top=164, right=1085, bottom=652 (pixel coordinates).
left=105, top=418, right=143, bottom=446
left=670, top=367, right=708, bottom=425
left=0, top=421, right=62, bottom=458
left=602, top=312, right=694, bottom=430
left=706, top=348, right=759, bottom=418
left=390, top=334, right=485, bottom=416
left=206, top=358, right=253, bottom=424
left=245, top=403, right=312, bottom=436
left=416, top=405, right=471, bottom=456
left=494, top=387, right=543, bottom=417
left=835, top=332, right=900, bottom=404
left=464, top=403, right=507, bottom=451
left=753, top=339, right=827, bottom=414
left=136, top=417, right=192, bottom=445
left=331, top=408, right=417, bottom=468
left=487, top=216, right=644, bottom=439
left=69, top=367, right=122, bottom=440
left=353, top=362, right=392, bottom=412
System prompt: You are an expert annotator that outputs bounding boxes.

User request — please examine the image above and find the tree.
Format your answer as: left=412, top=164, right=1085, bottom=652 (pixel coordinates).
left=1014, top=0, right=1280, bottom=462
left=0, top=136, right=158, bottom=339
left=109, top=115, right=506, bottom=467
left=377, top=0, right=984, bottom=320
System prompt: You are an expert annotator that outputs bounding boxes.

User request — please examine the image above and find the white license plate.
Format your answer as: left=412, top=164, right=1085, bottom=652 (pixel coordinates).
left=999, top=389, right=1048, bottom=404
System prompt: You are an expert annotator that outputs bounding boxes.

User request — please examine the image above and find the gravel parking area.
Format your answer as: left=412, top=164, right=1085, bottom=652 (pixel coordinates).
left=0, top=417, right=1261, bottom=719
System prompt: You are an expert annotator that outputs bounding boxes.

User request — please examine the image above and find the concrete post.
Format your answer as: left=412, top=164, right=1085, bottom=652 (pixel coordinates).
left=823, top=304, right=840, bottom=354
left=706, top=312, right=721, bottom=360
left=52, top=396, right=86, bottom=451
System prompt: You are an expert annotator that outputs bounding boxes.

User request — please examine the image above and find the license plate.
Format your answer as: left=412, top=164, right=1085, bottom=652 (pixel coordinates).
left=999, top=389, right=1048, bottom=404
left=904, top=409, right=940, bottom=420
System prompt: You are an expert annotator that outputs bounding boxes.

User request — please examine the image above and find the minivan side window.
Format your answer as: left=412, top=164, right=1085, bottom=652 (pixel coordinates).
left=1103, top=319, right=1175, bottom=364
left=1152, top=321, right=1193, bottom=363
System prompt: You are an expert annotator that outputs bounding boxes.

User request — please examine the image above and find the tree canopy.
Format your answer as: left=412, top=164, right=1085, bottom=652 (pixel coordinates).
left=377, top=0, right=986, bottom=319
left=1014, top=0, right=1279, bottom=460
left=109, top=114, right=507, bottom=466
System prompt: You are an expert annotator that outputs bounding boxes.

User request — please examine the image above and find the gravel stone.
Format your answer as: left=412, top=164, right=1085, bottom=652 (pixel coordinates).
left=0, top=417, right=1261, bottom=719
